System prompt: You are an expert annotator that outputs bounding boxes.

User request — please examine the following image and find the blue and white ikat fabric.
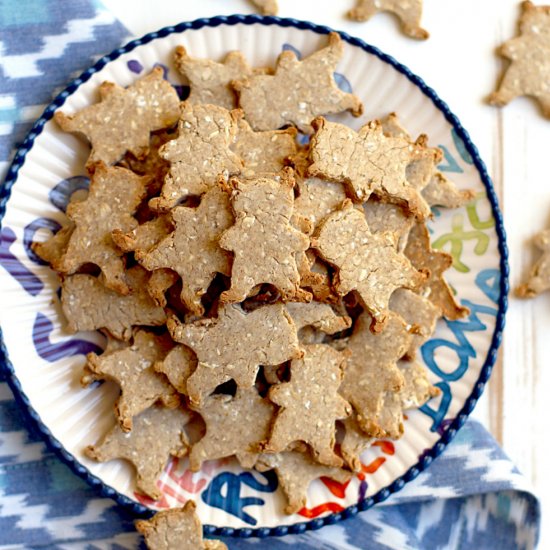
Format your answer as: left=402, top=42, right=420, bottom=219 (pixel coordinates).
left=0, top=1, right=541, bottom=548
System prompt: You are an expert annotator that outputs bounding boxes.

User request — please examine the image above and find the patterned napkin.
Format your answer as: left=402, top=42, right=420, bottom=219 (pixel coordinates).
left=0, top=1, right=541, bottom=548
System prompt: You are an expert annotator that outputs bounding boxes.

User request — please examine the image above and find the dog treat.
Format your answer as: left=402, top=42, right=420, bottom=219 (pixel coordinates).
left=398, top=359, right=440, bottom=409
left=390, top=288, right=440, bottom=358
left=189, top=386, right=275, bottom=471
left=84, top=330, right=178, bottom=431
left=294, top=177, right=348, bottom=231
left=250, top=0, right=278, bottom=15
left=286, top=301, right=351, bottom=334
left=489, top=0, right=550, bottom=118
left=340, top=312, right=410, bottom=438
left=516, top=227, right=550, bottom=297
left=53, top=163, right=148, bottom=294
left=405, top=222, right=469, bottom=320
left=32, top=222, right=75, bottom=266
left=266, top=344, right=351, bottom=467
left=340, top=415, right=373, bottom=472
left=348, top=0, right=428, bottom=40
left=422, top=172, right=475, bottom=209
left=137, top=186, right=233, bottom=315
left=233, top=114, right=298, bottom=176
left=86, top=405, right=190, bottom=499
left=220, top=171, right=311, bottom=303
left=380, top=113, right=473, bottom=208
left=296, top=250, right=337, bottom=303
left=150, top=103, right=243, bottom=210
left=119, top=129, right=175, bottom=197
left=175, top=46, right=260, bottom=110
left=363, top=199, right=414, bottom=251
left=154, top=345, right=198, bottom=395
left=54, top=68, right=180, bottom=168
left=168, top=303, right=301, bottom=404
left=256, top=451, right=352, bottom=514
left=112, top=215, right=173, bottom=254
left=136, top=501, right=227, bottom=550
left=61, top=266, right=167, bottom=340
left=313, top=200, right=425, bottom=329
left=233, top=33, right=363, bottom=134
left=309, top=118, right=434, bottom=219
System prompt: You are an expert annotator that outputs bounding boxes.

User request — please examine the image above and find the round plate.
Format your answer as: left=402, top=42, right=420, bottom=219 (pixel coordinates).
left=0, top=14, right=508, bottom=538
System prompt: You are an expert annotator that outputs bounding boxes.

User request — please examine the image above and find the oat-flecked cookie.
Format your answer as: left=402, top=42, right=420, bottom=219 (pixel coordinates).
left=348, top=0, right=428, bottom=40
left=168, top=303, right=301, bottom=405
left=150, top=103, right=243, bottom=211
left=256, top=451, right=352, bottom=514
left=363, top=199, right=414, bottom=251
left=61, top=266, right=167, bottom=340
left=112, top=215, right=173, bottom=254
left=250, top=0, right=278, bottom=15
left=340, top=415, right=373, bottom=472
left=266, top=344, right=351, bottom=467
left=296, top=250, right=337, bottom=303
left=516, top=227, right=550, bottom=297
left=32, top=222, right=75, bottom=266
left=154, top=345, right=198, bottom=395
left=390, top=288, right=440, bottom=358
left=233, top=33, right=363, bottom=134
left=86, top=405, right=190, bottom=499
left=398, top=359, right=440, bottom=409
left=489, top=1, right=550, bottom=118
left=220, top=171, right=311, bottom=303
left=286, top=301, right=351, bottom=335
left=313, top=200, right=425, bottom=330
left=137, top=186, right=233, bottom=315
left=119, top=129, right=175, bottom=197
left=136, top=501, right=227, bottom=550
left=189, top=386, right=275, bottom=471
left=309, top=117, right=435, bottom=219
left=54, top=68, right=180, bottom=168
left=340, top=312, right=410, bottom=438
left=405, top=222, right=469, bottom=320
left=294, top=177, right=348, bottom=231
left=175, top=46, right=261, bottom=110
left=54, top=163, right=148, bottom=294
left=380, top=113, right=473, bottom=208
left=84, top=330, right=178, bottom=431
left=233, top=113, right=298, bottom=176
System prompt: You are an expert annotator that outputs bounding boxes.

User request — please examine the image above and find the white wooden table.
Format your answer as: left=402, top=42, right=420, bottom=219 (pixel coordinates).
left=103, top=0, right=548, bottom=546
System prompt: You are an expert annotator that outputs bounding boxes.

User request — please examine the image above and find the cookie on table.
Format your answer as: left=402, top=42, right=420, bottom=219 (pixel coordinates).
left=250, top=0, right=278, bottom=15
left=348, top=0, right=429, bottom=40
left=136, top=501, right=227, bottom=550
left=54, top=67, right=180, bottom=168
left=516, top=228, right=550, bottom=297
left=489, top=1, right=550, bottom=118
left=233, top=32, right=363, bottom=134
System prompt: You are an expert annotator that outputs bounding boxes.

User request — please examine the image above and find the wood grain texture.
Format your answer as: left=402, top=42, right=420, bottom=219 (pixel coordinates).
left=102, top=1, right=547, bottom=546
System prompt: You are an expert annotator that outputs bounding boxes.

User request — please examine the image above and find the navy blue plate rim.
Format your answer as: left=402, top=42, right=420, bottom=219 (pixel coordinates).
left=0, top=13, right=509, bottom=539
